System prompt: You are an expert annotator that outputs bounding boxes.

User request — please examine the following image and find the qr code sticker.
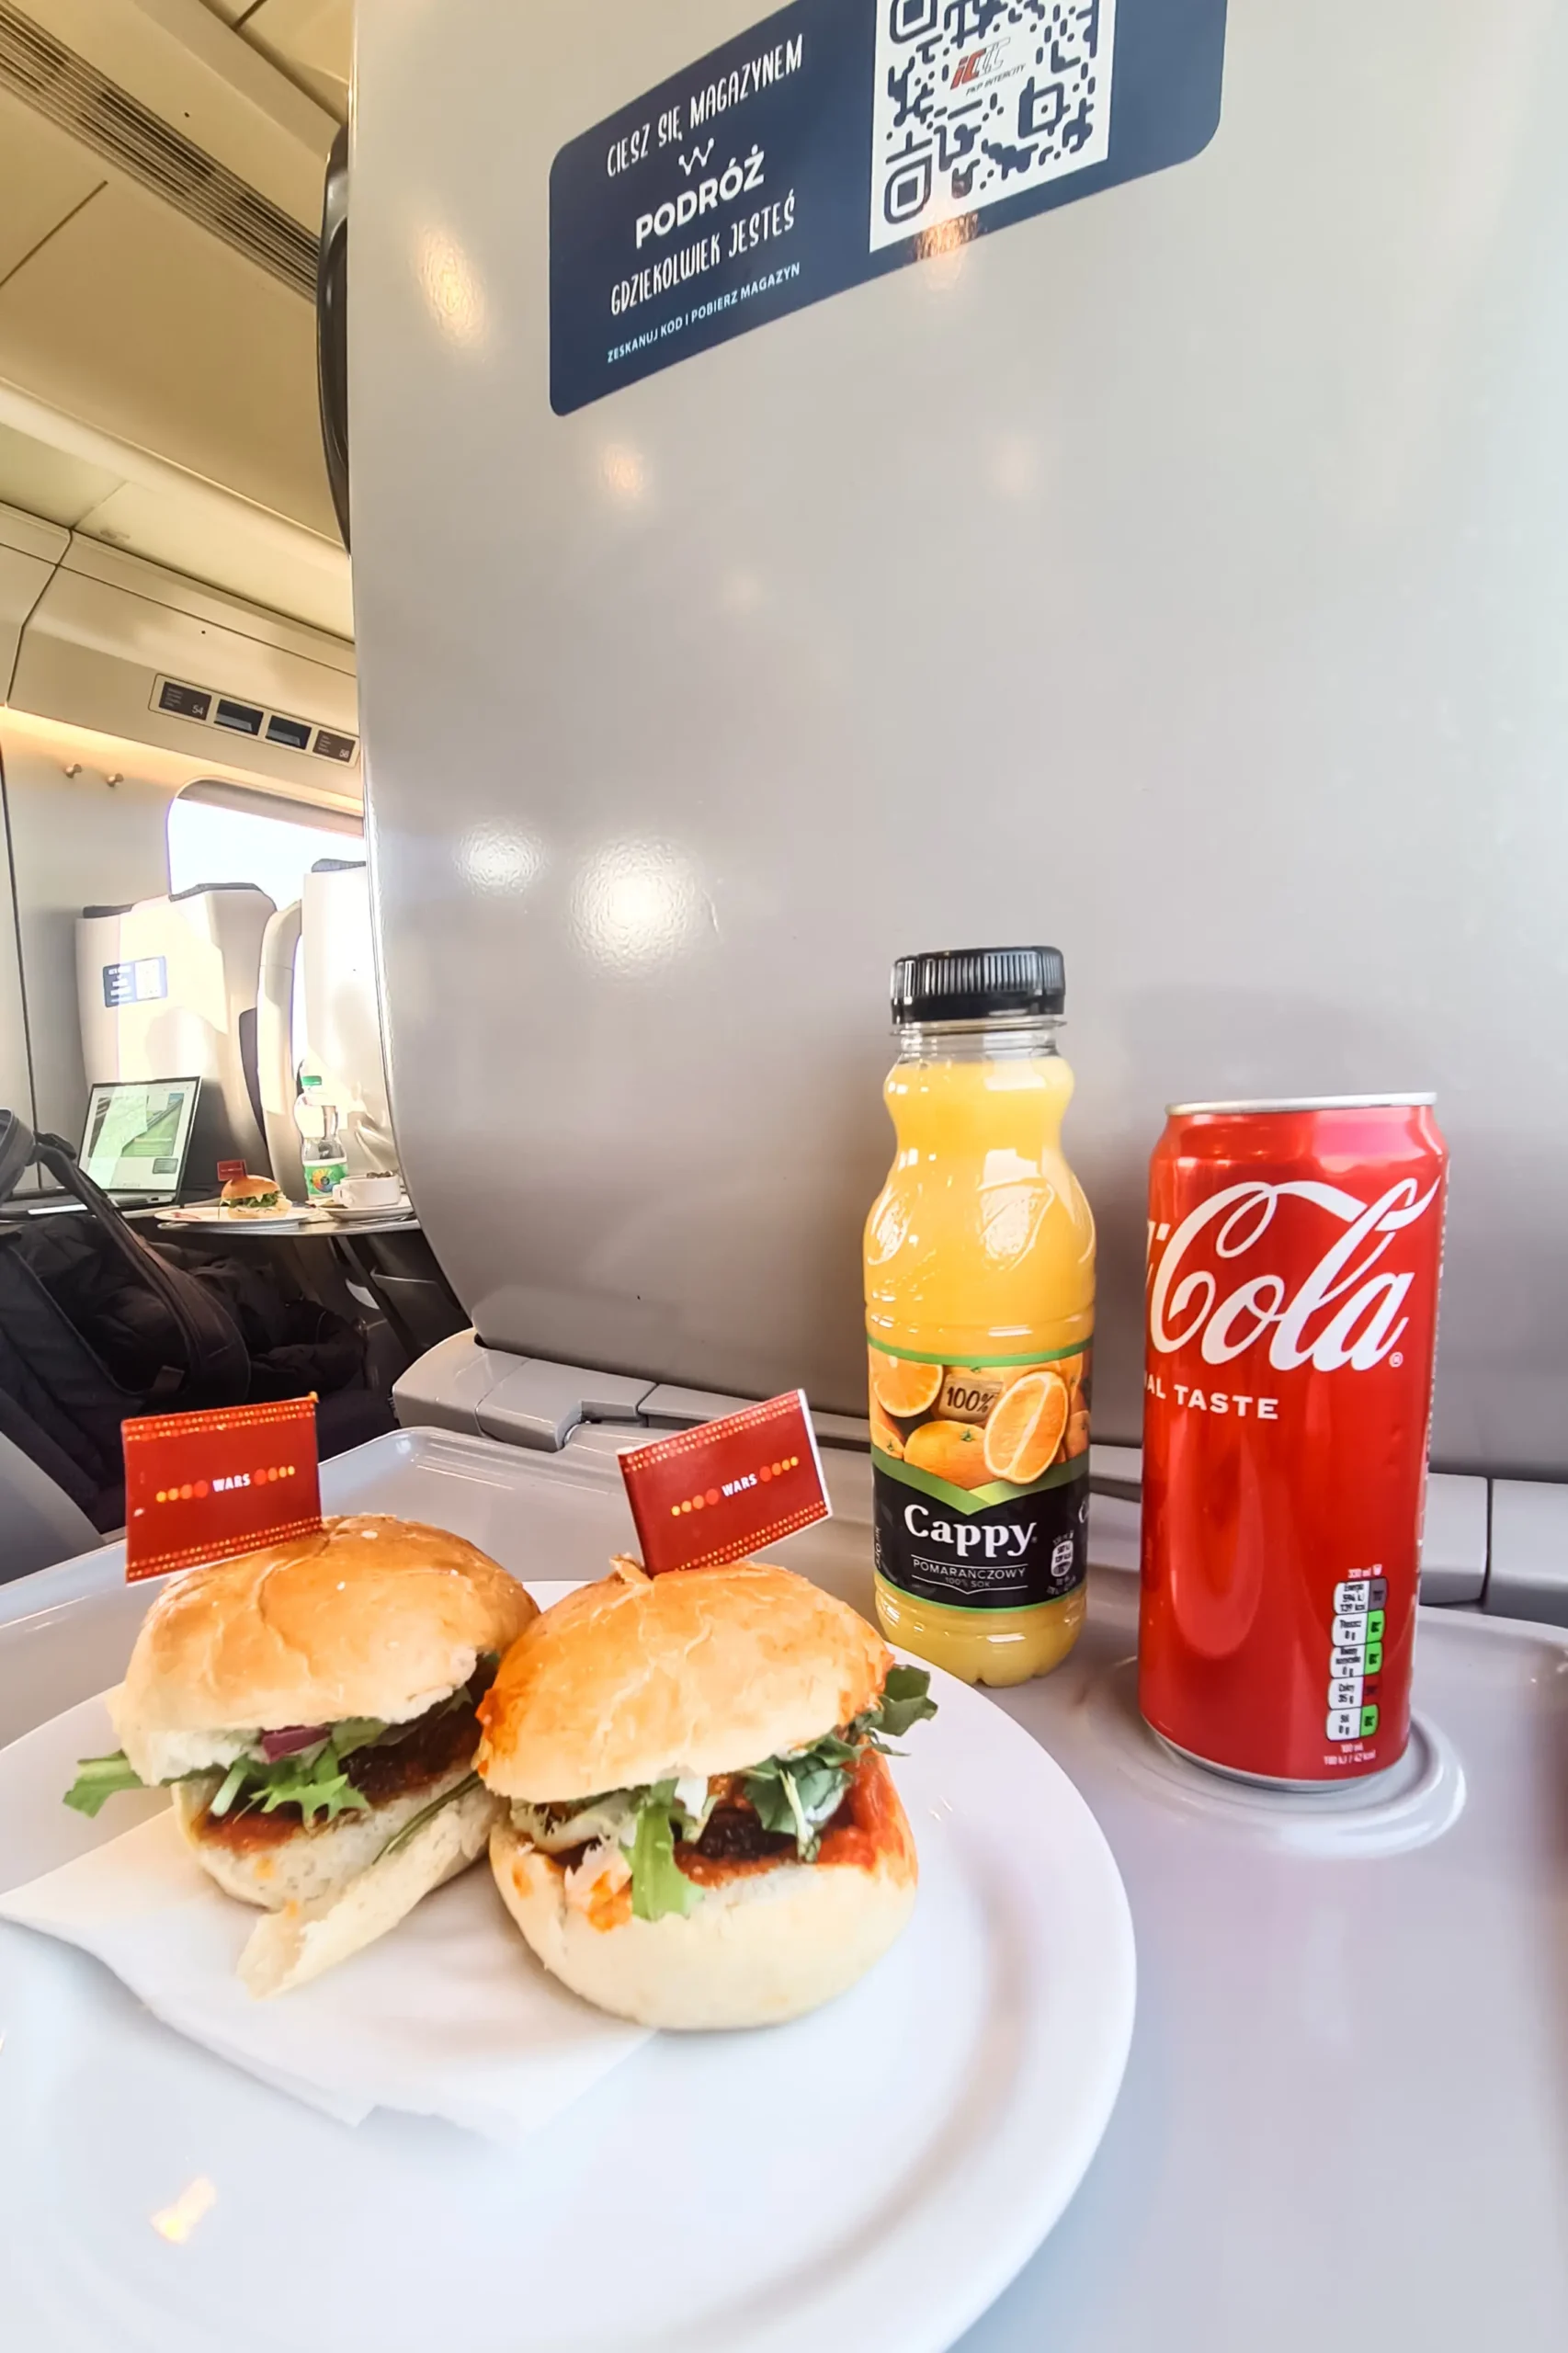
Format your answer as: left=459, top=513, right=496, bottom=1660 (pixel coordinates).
left=870, top=0, right=1116, bottom=254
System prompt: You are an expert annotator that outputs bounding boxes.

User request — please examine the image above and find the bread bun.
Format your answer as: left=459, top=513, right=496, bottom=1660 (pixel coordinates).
left=112, top=1517, right=537, bottom=1784
left=477, top=1561, right=892, bottom=1800
left=490, top=1751, right=917, bottom=2029
left=234, top=1776, right=499, bottom=1999
left=170, top=1759, right=483, bottom=1913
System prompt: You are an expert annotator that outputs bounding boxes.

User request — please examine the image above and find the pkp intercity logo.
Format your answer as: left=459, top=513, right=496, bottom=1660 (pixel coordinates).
left=949, top=46, right=995, bottom=85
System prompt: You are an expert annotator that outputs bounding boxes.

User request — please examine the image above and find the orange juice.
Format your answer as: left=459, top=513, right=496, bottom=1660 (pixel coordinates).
left=864, top=948, right=1096, bottom=1685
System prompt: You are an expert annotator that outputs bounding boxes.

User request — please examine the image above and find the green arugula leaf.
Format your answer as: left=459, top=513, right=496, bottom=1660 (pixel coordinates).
left=743, top=1747, right=856, bottom=1861
left=60, top=1663, right=499, bottom=1828
left=331, top=1717, right=388, bottom=1757
left=252, top=1745, right=369, bottom=1824
left=742, top=1763, right=800, bottom=1840
left=739, top=1669, right=937, bottom=1859
left=62, top=1752, right=145, bottom=1817
left=203, top=1736, right=371, bottom=1825
left=864, top=1665, right=937, bottom=1742
left=628, top=1786, right=701, bottom=1922
left=375, top=1770, right=480, bottom=1865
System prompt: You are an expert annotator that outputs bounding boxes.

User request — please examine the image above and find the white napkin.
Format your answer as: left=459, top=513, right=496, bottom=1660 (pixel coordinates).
left=0, top=1709, right=649, bottom=2140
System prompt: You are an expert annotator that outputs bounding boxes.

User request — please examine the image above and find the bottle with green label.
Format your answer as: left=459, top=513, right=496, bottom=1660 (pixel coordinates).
left=864, top=948, right=1096, bottom=1686
left=296, top=1074, right=347, bottom=1200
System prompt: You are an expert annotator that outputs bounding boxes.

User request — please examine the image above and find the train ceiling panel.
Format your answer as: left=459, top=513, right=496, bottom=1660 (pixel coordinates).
left=0, top=176, right=335, bottom=536
left=0, top=0, right=347, bottom=633
left=6, top=0, right=333, bottom=216
left=0, top=81, right=103, bottom=278
left=0, top=419, right=119, bottom=528
left=213, top=0, right=351, bottom=126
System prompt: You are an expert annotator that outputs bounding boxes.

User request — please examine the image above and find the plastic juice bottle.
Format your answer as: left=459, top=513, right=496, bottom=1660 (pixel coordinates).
left=864, top=947, right=1096, bottom=1686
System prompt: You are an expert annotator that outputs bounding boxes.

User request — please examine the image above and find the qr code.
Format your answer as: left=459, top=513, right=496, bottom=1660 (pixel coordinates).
left=870, top=0, right=1116, bottom=254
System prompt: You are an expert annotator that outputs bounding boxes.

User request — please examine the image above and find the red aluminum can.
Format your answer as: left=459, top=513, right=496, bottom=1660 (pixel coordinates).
left=1138, top=1096, right=1448, bottom=1787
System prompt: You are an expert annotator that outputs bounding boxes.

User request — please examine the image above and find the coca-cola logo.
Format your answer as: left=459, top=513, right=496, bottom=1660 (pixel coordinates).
left=1148, top=1178, right=1442, bottom=1374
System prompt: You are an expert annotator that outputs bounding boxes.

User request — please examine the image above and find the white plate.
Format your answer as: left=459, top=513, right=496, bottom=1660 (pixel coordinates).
left=156, top=1204, right=329, bottom=1230
left=323, top=1199, right=415, bottom=1222
left=0, top=1586, right=1135, bottom=2353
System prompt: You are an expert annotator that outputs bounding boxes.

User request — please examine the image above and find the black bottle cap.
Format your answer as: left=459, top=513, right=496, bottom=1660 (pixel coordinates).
left=891, top=946, right=1066, bottom=1023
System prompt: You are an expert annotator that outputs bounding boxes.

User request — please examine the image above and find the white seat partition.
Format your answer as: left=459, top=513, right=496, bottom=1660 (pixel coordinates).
left=255, top=862, right=398, bottom=1194
left=301, top=860, right=395, bottom=1172
left=256, top=899, right=306, bottom=1199
left=75, top=884, right=273, bottom=1188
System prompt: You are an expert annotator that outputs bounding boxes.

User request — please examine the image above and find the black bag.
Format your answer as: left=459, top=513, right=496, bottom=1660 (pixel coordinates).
left=0, top=1111, right=251, bottom=1529
left=157, top=1245, right=371, bottom=1401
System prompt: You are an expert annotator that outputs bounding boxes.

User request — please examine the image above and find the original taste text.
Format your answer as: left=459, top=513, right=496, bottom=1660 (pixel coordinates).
left=1145, top=1375, right=1278, bottom=1417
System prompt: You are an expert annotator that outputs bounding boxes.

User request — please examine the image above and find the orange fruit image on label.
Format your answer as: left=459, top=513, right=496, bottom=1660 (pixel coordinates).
left=869, top=1348, right=943, bottom=1418
left=983, top=1370, right=1072, bottom=1484
left=904, top=1418, right=993, bottom=1490
left=869, top=1397, right=907, bottom=1459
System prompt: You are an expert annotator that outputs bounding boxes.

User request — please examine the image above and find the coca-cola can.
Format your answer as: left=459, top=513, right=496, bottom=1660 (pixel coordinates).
left=1138, top=1096, right=1448, bottom=1788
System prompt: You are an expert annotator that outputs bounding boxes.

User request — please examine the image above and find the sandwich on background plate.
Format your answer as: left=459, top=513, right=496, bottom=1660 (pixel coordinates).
left=479, top=1557, right=937, bottom=2029
left=64, top=1516, right=538, bottom=1995
left=220, top=1173, right=288, bottom=1214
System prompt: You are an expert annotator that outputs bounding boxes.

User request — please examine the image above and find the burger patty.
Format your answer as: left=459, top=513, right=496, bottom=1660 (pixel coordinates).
left=552, top=1791, right=854, bottom=1880
left=190, top=1696, right=482, bottom=1852
left=676, top=1791, right=856, bottom=1884
left=685, top=1802, right=821, bottom=1862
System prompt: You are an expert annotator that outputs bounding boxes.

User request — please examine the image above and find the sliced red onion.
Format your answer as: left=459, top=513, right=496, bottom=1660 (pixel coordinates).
left=259, top=1724, right=329, bottom=1761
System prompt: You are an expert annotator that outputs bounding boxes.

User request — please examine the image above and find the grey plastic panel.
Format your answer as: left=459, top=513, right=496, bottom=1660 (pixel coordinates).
left=393, top=1333, right=872, bottom=1450
left=1420, top=1472, right=1490, bottom=1608
left=0, top=1432, right=98, bottom=1586
left=476, top=1358, right=654, bottom=1449
left=1485, top=1480, right=1568, bottom=1624
left=351, top=0, right=1568, bottom=1470
left=390, top=1328, right=512, bottom=1433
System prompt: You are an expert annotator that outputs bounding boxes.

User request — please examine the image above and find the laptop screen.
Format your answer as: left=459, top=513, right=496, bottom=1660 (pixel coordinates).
left=79, top=1078, right=200, bottom=1199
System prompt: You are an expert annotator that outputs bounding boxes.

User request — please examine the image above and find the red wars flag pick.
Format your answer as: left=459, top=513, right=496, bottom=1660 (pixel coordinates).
left=123, top=1396, right=323, bottom=1583
left=618, top=1390, right=831, bottom=1574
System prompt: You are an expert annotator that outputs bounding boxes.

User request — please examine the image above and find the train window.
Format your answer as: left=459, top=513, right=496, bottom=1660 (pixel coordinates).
left=167, top=783, right=362, bottom=911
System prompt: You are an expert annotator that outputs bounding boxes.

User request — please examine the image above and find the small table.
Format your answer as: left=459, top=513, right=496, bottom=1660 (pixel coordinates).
left=152, top=1207, right=420, bottom=1239
left=152, top=1207, right=433, bottom=1359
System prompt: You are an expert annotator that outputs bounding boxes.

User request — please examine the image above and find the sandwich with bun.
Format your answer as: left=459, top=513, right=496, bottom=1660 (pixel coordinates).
left=64, top=1515, right=537, bottom=1995
left=220, top=1173, right=287, bottom=1213
left=479, top=1557, right=936, bottom=2029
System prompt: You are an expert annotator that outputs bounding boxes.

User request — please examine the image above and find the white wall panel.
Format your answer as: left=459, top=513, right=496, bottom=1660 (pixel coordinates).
left=0, top=722, right=176, bottom=1142
left=0, top=499, right=66, bottom=701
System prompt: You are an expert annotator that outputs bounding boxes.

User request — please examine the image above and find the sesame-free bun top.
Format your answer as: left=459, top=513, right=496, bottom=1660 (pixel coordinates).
left=111, top=1516, right=537, bottom=1783
left=220, top=1174, right=282, bottom=1206
left=477, top=1561, right=892, bottom=1801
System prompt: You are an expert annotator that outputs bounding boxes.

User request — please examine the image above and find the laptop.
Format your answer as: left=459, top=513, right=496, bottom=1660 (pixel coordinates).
left=72, top=1078, right=202, bottom=1207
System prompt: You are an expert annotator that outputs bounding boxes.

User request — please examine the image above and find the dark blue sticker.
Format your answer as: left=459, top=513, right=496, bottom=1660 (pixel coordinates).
left=103, top=956, right=168, bottom=1009
left=550, top=0, right=1226, bottom=415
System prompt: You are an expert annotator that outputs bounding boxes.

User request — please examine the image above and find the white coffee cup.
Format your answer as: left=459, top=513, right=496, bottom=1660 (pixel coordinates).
left=336, top=1173, right=403, bottom=1210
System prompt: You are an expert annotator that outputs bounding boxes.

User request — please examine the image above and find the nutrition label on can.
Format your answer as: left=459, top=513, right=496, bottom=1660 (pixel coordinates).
left=1325, top=1574, right=1388, bottom=1744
